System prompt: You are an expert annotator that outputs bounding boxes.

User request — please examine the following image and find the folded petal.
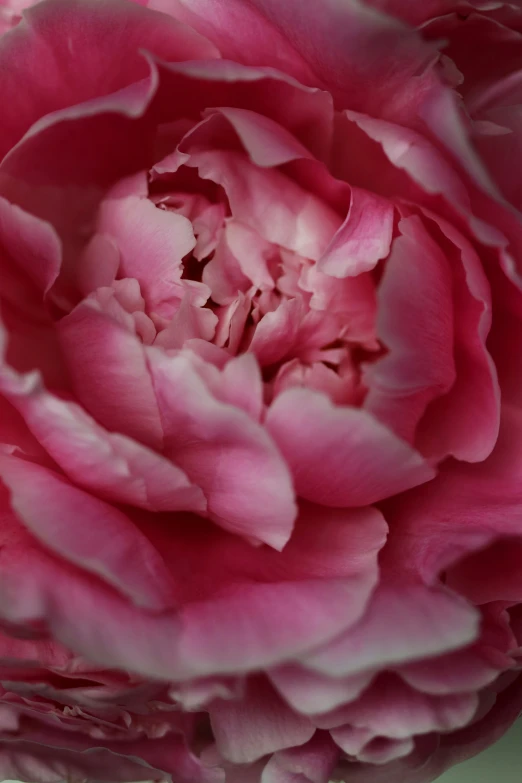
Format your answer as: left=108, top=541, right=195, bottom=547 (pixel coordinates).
left=314, top=674, right=479, bottom=738
left=147, top=349, right=297, bottom=548
left=261, top=732, right=339, bottom=783
left=303, top=584, right=479, bottom=677
left=266, top=388, right=434, bottom=507
left=57, top=301, right=164, bottom=450
left=0, top=0, right=218, bottom=157
left=318, top=187, right=394, bottom=278
left=0, top=457, right=176, bottom=610
left=363, top=215, right=456, bottom=444
left=209, top=677, right=314, bottom=764
left=3, top=381, right=206, bottom=513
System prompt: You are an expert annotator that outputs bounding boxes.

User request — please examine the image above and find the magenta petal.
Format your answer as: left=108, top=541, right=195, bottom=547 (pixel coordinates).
left=0, top=455, right=176, bottom=611
left=266, top=388, right=434, bottom=506
left=147, top=349, right=297, bottom=548
left=209, top=678, right=314, bottom=763
left=0, top=0, right=218, bottom=157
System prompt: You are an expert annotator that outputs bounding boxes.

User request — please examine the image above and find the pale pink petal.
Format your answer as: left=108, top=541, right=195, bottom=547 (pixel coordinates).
left=204, top=106, right=313, bottom=167
left=209, top=678, right=314, bottom=764
left=319, top=187, right=394, bottom=277
left=98, top=182, right=196, bottom=318
left=155, top=294, right=218, bottom=349
left=202, top=229, right=252, bottom=306
left=269, top=665, right=373, bottom=716
left=272, top=360, right=360, bottom=407
left=0, top=456, right=176, bottom=611
left=249, top=299, right=304, bottom=367
left=266, top=388, right=435, bottom=506
left=303, top=584, right=479, bottom=677
left=225, top=220, right=277, bottom=291
left=147, top=349, right=297, bottom=548
left=261, top=732, right=339, bottom=783
left=57, top=301, right=164, bottom=450
left=301, top=265, right=378, bottom=347
left=352, top=737, right=415, bottom=766
left=363, top=215, right=456, bottom=444
left=185, top=149, right=341, bottom=260
left=76, top=233, right=120, bottom=297
left=4, top=382, right=206, bottom=513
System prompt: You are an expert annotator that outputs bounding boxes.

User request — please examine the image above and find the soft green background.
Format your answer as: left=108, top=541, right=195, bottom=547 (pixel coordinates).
left=436, top=719, right=521, bottom=782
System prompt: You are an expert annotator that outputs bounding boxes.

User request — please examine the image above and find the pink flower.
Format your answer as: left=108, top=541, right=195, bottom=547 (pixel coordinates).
left=0, top=0, right=522, bottom=780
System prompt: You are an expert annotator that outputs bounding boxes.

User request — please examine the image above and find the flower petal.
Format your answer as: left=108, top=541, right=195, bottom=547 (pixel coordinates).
left=266, top=388, right=435, bottom=507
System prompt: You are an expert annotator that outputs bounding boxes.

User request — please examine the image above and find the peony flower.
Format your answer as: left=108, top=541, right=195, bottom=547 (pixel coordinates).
left=0, top=0, right=522, bottom=781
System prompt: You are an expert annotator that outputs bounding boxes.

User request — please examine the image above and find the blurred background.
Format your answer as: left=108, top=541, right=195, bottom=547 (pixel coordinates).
left=436, top=718, right=521, bottom=782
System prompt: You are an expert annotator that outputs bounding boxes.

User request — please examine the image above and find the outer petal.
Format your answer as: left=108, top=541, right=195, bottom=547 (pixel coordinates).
left=0, top=0, right=218, bottom=158
left=0, top=497, right=385, bottom=681
left=302, top=584, right=478, bottom=677
left=2, top=381, right=206, bottom=513
left=0, top=456, right=176, bottom=611
left=266, top=388, right=435, bottom=507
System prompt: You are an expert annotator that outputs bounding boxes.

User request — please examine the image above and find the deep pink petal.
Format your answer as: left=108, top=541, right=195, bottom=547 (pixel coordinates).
left=0, top=196, right=61, bottom=294
left=266, top=388, right=435, bottom=506
left=415, top=212, right=500, bottom=462
left=0, top=0, right=218, bottom=158
left=383, top=406, right=522, bottom=586
left=363, top=215, right=456, bottom=444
